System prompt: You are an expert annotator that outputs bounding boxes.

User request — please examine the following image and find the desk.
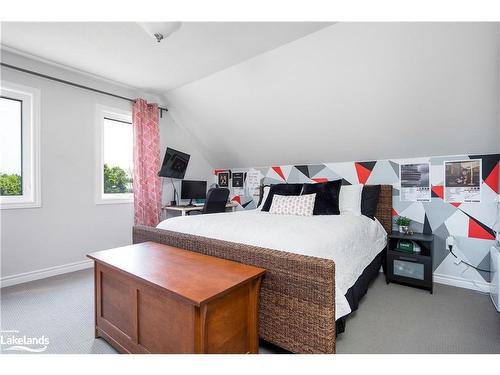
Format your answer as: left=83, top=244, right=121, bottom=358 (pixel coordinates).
left=162, top=202, right=238, bottom=217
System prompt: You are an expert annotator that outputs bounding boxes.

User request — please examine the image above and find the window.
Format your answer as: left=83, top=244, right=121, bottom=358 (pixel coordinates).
left=96, top=105, right=133, bottom=204
left=0, top=82, right=40, bottom=209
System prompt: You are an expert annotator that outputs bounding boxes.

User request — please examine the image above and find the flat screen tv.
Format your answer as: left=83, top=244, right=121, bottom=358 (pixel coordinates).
left=158, top=147, right=190, bottom=179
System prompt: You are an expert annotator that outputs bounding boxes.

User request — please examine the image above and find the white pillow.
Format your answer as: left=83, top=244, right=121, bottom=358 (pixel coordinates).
left=339, top=184, right=363, bottom=215
left=269, top=193, right=316, bottom=216
left=258, top=186, right=271, bottom=210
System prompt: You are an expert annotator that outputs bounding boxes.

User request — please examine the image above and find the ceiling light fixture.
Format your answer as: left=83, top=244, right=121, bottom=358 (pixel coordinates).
left=137, top=22, right=182, bottom=43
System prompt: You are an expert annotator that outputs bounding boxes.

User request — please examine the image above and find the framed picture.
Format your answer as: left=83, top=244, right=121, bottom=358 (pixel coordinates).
left=232, top=172, right=244, bottom=188
left=218, top=172, right=229, bottom=187
left=444, top=159, right=482, bottom=203
left=399, top=162, right=431, bottom=202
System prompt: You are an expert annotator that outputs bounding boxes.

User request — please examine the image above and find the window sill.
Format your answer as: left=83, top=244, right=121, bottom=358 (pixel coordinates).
left=0, top=200, right=41, bottom=210
left=96, top=194, right=134, bottom=205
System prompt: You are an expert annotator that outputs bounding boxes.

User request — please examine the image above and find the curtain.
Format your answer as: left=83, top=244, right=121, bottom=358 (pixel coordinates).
left=132, top=99, right=161, bottom=226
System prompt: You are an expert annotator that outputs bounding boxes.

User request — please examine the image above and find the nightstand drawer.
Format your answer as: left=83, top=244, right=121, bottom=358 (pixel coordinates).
left=393, top=259, right=425, bottom=280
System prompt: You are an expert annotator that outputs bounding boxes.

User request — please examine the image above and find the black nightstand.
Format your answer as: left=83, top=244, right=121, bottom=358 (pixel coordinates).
left=386, top=232, right=434, bottom=294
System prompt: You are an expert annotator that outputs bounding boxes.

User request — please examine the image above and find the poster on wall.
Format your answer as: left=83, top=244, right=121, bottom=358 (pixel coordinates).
left=444, top=159, right=482, bottom=203
left=232, top=172, right=244, bottom=188
left=246, top=168, right=262, bottom=200
left=218, top=172, right=229, bottom=187
left=400, top=163, right=431, bottom=202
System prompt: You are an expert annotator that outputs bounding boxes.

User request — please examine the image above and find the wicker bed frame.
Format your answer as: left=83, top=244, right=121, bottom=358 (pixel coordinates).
left=132, top=185, right=392, bottom=354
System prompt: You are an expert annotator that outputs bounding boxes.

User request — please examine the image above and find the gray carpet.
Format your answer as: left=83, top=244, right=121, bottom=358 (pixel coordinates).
left=1, top=269, right=498, bottom=354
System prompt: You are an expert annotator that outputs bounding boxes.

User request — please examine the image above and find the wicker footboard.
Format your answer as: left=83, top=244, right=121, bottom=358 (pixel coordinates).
left=132, top=225, right=336, bottom=354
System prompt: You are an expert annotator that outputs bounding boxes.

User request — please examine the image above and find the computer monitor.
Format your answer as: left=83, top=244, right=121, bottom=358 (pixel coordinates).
left=158, top=147, right=190, bottom=179
left=181, top=180, right=207, bottom=206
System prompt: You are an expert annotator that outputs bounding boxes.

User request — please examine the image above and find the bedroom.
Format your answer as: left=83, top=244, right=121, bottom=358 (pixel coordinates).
left=1, top=0, right=499, bottom=372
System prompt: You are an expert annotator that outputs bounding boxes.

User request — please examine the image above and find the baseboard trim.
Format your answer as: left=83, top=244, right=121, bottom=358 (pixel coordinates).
left=1, top=260, right=93, bottom=288
left=434, top=273, right=490, bottom=293
left=379, top=268, right=490, bottom=293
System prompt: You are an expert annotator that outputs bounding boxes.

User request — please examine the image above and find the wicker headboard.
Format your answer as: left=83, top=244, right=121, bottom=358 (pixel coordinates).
left=374, top=184, right=393, bottom=234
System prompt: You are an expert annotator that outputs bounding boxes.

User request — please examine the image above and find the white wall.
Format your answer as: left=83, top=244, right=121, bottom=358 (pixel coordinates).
left=165, top=22, right=500, bottom=169
left=0, top=51, right=213, bottom=279
left=159, top=113, right=214, bottom=207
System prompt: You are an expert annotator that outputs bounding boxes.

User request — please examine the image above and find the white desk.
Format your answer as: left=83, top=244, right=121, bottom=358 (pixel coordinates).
left=162, top=202, right=238, bottom=217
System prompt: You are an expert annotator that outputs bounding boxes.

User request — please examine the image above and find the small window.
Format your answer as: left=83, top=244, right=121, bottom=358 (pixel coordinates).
left=0, top=82, right=40, bottom=209
left=96, top=106, right=133, bottom=204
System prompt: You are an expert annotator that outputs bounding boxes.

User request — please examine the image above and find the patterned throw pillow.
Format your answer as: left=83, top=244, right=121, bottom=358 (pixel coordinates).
left=269, top=193, right=316, bottom=216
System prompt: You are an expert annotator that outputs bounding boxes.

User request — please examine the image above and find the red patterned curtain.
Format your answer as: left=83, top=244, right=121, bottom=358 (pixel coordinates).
left=132, top=99, right=161, bottom=226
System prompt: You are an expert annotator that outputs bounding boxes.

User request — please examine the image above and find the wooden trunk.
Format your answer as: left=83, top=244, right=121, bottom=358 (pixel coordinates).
left=89, top=242, right=265, bottom=354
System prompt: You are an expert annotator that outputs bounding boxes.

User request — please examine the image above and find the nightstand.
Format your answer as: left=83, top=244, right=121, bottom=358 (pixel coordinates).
left=386, top=232, right=434, bottom=294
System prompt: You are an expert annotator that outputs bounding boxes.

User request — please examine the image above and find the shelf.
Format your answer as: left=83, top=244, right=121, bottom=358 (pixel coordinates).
left=387, top=249, right=431, bottom=261
left=389, top=232, right=434, bottom=242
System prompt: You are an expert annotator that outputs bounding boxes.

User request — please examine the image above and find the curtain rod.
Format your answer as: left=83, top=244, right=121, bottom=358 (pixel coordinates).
left=0, top=62, right=168, bottom=116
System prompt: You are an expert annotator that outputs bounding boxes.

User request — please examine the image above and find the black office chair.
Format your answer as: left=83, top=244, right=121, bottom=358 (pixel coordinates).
left=187, top=188, right=230, bottom=215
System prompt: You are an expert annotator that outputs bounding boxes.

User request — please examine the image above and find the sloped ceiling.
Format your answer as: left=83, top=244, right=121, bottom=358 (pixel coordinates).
left=1, top=22, right=332, bottom=91
left=165, top=23, right=500, bottom=169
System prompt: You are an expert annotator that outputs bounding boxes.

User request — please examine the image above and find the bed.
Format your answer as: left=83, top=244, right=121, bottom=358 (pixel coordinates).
left=132, top=185, right=392, bottom=354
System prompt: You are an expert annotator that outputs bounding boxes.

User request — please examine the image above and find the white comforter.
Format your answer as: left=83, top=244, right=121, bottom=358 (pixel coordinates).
left=157, top=210, right=387, bottom=319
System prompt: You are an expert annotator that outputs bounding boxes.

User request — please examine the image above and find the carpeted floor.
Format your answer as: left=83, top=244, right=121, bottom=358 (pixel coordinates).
left=1, top=269, right=498, bottom=354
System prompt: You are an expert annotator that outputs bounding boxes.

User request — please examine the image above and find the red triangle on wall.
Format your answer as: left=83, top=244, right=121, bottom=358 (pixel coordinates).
left=355, top=163, right=372, bottom=184
left=272, top=166, right=286, bottom=181
left=468, top=217, right=495, bottom=240
left=484, top=163, right=499, bottom=194
left=431, top=185, right=444, bottom=199
left=312, top=178, right=328, bottom=183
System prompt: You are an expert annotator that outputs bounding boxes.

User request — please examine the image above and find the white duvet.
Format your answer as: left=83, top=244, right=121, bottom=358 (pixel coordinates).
left=157, top=210, right=387, bottom=319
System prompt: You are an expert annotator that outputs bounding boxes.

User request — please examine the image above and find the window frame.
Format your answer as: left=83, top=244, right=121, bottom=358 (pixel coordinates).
left=95, top=105, right=134, bottom=205
left=0, top=82, right=41, bottom=210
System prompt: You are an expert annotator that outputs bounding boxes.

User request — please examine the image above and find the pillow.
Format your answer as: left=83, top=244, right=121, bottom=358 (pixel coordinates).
left=361, top=185, right=381, bottom=220
left=261, top=183, right=304, bottom=212
left=339, top=184, right=363, bottom=215
left=301, top=179, right=342, bottom=215
left=269, top=193, right=316, bottom=216
left=257, top=185, right=270, bottom=209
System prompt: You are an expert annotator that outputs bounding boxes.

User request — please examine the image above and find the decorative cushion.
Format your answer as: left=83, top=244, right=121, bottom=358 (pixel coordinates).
left=261, top=183, right=304, bottom=212
left=361, top=185, right=381, bottom=220
left=301, top=179, right=342, bottom=215
left=269, top=193, right=316, bottom=216
left=339, top=184, right=363, bottom=215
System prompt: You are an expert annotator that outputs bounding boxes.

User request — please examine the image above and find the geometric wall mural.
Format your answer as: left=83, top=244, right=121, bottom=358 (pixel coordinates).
left=215, top=153, right=500, bottom=285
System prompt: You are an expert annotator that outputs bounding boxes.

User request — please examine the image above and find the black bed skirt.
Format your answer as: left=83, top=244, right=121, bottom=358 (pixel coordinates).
left=336, top=249, right=385, bottom=335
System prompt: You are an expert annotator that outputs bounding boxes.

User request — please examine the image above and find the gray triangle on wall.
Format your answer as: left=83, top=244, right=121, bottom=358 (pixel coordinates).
left=389, top=161, right=400, bottom=178
left=307, top=164, right=327, bottom=177
left=476, top=254, right=491, bottom=282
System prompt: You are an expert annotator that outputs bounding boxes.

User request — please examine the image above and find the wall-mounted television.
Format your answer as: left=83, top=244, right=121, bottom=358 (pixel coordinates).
left=158, top=147, right=190, bottom=179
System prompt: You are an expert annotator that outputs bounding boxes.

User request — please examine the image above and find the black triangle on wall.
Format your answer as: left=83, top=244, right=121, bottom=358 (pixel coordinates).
left=357, top=161, right=377, bottom=171
left=341, top=179, right=352, bottom=186
left=423, top=214, right=432, bottom=234
left=295, top=165, right=310, bottom=178
left=242, top=201, right=252, bottom=208
left=469, top=153, right=500, bottom=181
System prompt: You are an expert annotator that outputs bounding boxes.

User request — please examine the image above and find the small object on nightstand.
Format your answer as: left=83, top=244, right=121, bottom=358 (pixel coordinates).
left=386, top=232, right=434, bottom=294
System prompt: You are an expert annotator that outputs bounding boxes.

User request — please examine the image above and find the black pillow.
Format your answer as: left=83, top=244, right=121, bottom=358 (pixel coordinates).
left=301, top=180, right=342, bottom=215
left=261, top=183, right=304, bottom=212
left=361, top=185, right=381, bottom=220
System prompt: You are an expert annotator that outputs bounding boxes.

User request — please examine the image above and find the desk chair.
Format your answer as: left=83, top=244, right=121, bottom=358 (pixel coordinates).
left=188, top=188, right=230, bottom=215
